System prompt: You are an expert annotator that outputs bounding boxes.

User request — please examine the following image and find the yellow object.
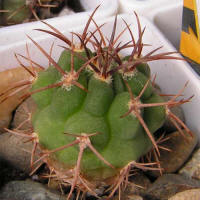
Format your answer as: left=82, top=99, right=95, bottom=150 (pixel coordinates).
left=184, top=0, right=195, bottom=10
left=180, top=0, right=200, bottom=64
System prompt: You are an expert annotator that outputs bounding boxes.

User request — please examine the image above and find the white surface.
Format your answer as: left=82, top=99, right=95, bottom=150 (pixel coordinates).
left=119, top=0, right=181, bottom=16
left=0, top=13, right=200, bottom=141
left=151, top=1, right=183, bottom=49
left=0, top=0, right=118, bottom=46
left=119, top=0, right=183, bottom=49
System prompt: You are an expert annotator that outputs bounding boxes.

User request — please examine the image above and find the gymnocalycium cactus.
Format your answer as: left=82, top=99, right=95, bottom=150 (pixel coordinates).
left=0, top=0, right=64, bottom=25
left=5, top=8, right=193, bottom=199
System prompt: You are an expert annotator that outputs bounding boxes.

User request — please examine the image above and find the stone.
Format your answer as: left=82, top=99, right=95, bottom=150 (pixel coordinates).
left=0, top=179, right=66, bottom=200
left=39, top=8, right=57, bottom=20
left=111, top=173, right=151, bottom=200
left=144, top=174, right=200, bottom=200
left=126, top=195, right=143, bottom=200
left=0, top=67, right=38, bottom=133
left=58, top=6, right=75, bottom=17
left=168, top=188, right=200, bottom=200
left=112, top=194, right=143, bottom=200
left=179, top=148, right=200, bottom=180
left=0, top=113, right=12, bottom=133
left=0, top=159, right=28, bottom=189
left=12, top=97, right=37, bottom=130
left=164, top=105, right=185, bottom=133
left=0, top=132, right=40, bottom=173
left=153, top=86, right=185, bottom=133
left=127, top=172, right=152, bottom=196
left=149, top=130, right=198, bottom=177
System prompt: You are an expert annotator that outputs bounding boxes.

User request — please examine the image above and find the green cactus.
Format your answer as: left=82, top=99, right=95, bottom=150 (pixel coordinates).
left=3, top=0, right=30, bottom=25
left=31, top=49, right=165, bottom=172
left=1, top=0, right=65, bottom=25
left=8, top=9, right=193, bottom=199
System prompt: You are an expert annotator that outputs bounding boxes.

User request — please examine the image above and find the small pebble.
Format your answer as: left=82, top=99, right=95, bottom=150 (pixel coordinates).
left=127, top=195, right=143, bottom=200
left=153, top=86, right=185, bottom=133
left=127, top=172, right=152, bottom=195
left=12, top=97, right=37, bottom=130
left=179, top=148, right=200, bottom=180
left=58, top=6, right=75, bottom=17
left=149, top=130, right=198, bottom=177
left=144, top=174, right=200, bottom=200
left=112, top=194, right=143, bottom=200
left=0, top=67, right=37, bottom=133
left=0, top=114, right=12, bottom=133
left=168, top=188, right=200, bottom=200
left=0, top=179, right=66, bottom=200
left=111, top=173, right=150, bottom=200
left=164, top=104, right=185, bottom=133
left=0, top=132, right=40, bottom=173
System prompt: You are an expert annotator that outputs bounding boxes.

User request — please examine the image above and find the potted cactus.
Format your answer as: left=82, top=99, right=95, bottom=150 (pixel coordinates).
left=0, top=0, right=83, bottom=26
left=0, top=8, right=196, bottom=199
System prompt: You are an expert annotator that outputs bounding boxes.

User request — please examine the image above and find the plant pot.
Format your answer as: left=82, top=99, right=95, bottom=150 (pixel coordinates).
left=0, top=0, right=118, bottom=46
left=119, top=0, right=182, bottom=49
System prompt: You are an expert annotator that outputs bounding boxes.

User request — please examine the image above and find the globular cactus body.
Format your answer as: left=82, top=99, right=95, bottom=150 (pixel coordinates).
left=31, top=46, right=165, bottom=181
left=2, top=0, right=30, bottom=24
left=0, top=0, right=64, bottom=25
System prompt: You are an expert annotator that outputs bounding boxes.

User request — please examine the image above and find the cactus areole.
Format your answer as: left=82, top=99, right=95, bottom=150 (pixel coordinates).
left=13, top=8, right=192, bottom=199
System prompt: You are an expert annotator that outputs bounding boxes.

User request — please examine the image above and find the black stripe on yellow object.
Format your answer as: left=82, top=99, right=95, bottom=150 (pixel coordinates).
left=185, top=56, right=200, bottom=75
left=180, top=0, right=200, bottom=67
left=182, top=6, right=197, bottom=36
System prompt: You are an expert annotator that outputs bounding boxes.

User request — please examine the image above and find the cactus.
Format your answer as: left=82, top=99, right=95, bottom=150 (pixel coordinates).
left=4, top=8, right=193, bottom=199
left=2, top=0, right=30, bottom=24
left=0, top=0, right=64, bottom=25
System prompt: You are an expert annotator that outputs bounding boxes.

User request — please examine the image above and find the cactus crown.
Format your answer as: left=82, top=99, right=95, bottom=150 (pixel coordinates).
left=2, top=8, right=193, bottom=199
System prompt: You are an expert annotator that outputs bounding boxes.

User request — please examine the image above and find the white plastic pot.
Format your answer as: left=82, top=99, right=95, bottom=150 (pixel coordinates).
left=0, top=13, right=200, bottom=140
left=119, top=0, right=181, bottom=15
left=0, top=0, right=118, bottom=46
left=150, top=1, right=183, bottom=49
left=119, top=0, right=183, bottom=49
